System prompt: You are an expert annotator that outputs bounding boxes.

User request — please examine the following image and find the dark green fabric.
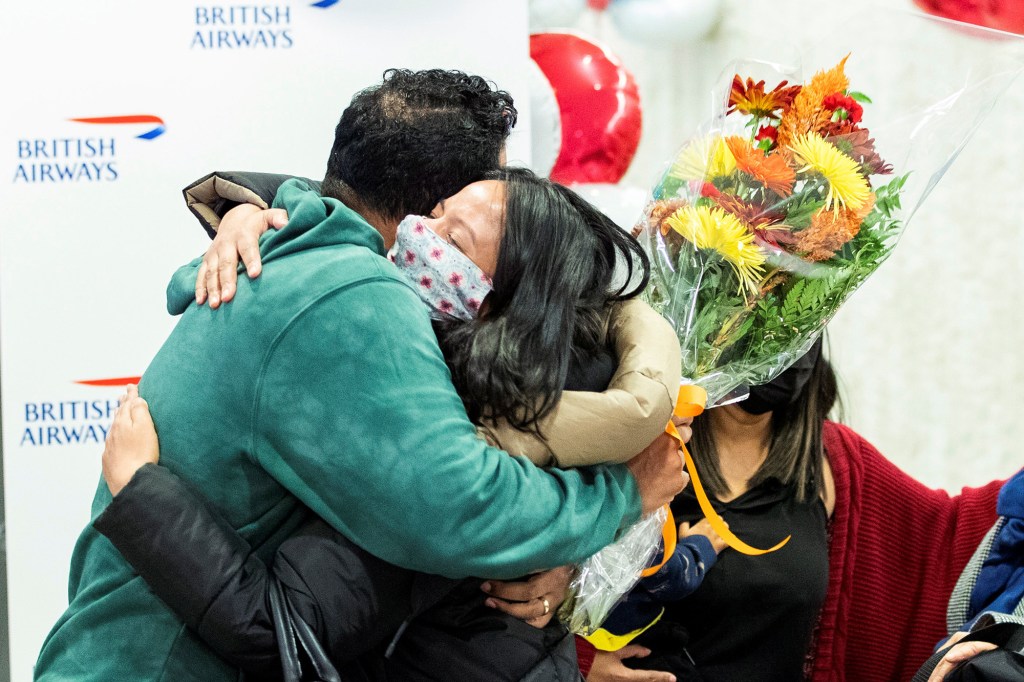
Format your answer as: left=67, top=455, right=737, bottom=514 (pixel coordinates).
left=35, top=180, right=641, bottom=682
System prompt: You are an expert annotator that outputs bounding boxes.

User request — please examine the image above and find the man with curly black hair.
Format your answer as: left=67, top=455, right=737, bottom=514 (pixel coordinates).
left=36, top=69, right=681, bottom=682
left=324, top=68, right=516, bottom=225
left=180, top=68, right=516, bottom=303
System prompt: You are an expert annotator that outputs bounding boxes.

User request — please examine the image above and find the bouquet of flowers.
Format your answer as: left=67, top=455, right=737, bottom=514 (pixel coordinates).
left=565, top=31, right=1022, bottom=636
left=567, top=58, right=894, bottom=637
left=640, top=55, right=899, bottom=405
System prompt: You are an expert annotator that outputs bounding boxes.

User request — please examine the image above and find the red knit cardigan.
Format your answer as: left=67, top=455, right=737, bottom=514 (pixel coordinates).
left=808, top=421, right=1000, bottom=681
left=577, top=422, right=1002, bottom=681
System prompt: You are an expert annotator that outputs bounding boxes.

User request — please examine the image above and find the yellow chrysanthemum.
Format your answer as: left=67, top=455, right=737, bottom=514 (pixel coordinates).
left=668, top=135, right=737, bottom=182
left=665, top=205, right=765, bottom=294
left=788, top=132, right=871, bottom=211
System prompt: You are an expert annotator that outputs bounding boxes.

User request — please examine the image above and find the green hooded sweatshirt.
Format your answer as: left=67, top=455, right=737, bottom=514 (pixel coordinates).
left=35, top=179, right=642, bottom=682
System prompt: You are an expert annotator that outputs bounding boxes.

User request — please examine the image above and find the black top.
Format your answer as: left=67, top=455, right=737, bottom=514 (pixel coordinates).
left=633, top=478, right=829, bottom=682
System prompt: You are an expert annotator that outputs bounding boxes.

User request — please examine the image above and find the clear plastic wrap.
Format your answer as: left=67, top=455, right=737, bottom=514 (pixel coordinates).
left=565, top=8, right=1023, bottom=639
left=560, top=506, right=668, bottom=636
left=640, top=9, right=1024, bottom=407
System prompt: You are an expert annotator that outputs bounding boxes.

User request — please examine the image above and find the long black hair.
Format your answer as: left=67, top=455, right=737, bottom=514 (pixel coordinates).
left=689, top=342, right=841, bottom=502
left=435, top=167, right=650, bottom=432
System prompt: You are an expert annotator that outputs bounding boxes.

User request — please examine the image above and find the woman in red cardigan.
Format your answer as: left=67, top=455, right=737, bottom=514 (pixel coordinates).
left=584, top=343, right=1002, bottom=682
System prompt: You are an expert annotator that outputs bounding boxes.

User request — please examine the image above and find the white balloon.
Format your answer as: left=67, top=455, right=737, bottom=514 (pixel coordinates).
left=529, top=0, right=587, bottom=32
left=608, top=0, right=723, bottom=47
left=571, top=183, right=649, bottom=233
left=528, top=60, right=562, bottom=177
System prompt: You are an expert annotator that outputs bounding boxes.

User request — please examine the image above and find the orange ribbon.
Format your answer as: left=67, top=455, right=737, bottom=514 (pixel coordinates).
left=639, top=508, right=677, bottom=578
left=665, top=385, right=790, bottom=556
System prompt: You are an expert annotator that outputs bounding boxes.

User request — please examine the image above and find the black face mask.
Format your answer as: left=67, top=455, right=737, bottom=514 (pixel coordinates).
left=739, top=339, right=823, bottom=415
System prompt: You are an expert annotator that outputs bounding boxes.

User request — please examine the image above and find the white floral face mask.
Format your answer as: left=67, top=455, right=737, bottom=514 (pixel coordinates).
left=387, top=215, right=493, bottom=320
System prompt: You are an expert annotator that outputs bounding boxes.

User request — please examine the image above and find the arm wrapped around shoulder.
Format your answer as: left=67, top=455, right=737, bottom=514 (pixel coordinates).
left=480, top=298, right=681, bottom=467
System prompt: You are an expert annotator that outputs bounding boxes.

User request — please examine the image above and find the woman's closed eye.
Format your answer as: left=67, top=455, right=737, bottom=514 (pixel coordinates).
left=447, top=233, right=465, bottom=253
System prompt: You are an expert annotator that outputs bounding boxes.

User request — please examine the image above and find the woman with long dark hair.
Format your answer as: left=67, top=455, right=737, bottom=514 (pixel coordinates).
left=586, top=343, right=1006, bottom=682
left=98, top=167, right=697, bottom=681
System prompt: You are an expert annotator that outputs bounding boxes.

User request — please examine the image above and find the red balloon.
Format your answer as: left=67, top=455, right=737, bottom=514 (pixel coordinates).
left=913, top=0, right=1024, bottom=34
left=984, top=0, right=1024, bottom=33
left=530, top=32, right=643, bottom=184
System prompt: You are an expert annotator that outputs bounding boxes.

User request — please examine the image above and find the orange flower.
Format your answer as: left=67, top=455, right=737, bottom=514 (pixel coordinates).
left=729, top=76, right=802, bottom=119
left=795, top=195, right=875, bottom=261
left=725, top=136, right=796, bottom=197
left=646, top=198, right=690, bottom=236
left=777, top=56, right=851, bottom=148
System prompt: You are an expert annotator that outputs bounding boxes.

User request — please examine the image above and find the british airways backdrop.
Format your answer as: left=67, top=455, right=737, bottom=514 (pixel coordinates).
left=0, top=1, right=530, bottom=677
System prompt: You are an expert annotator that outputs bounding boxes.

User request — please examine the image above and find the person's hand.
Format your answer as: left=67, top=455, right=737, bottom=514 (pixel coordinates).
left=480, top=565, right=574, bottom=628
left=102, top=385, right=160, bottom=496
left=671, top=415, right=693, bottom=444
left=679, top=517, right=728, bottom=554
left=927, top=640, right=998, bottom=681
left=195, top=204, right=288, bottom=308
left=587, top=645, right=676, bottom=682
left=627, top=433, right=688, bottom=515
left=946, top=630, right=970, bottom=647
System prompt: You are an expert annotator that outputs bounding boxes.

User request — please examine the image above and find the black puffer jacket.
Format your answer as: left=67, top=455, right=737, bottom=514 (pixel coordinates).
left=95, top=465, right=582, bottom=682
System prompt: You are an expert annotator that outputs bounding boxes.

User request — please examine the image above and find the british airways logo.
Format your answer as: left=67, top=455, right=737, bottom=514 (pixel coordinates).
left=13, top=115, right=166, bottom=184
left=70, top=115, right=166, bottom=140
left=192, top=5, right=294, bottom=49
left=74, top=376, right=143, bottom=387
left=191, top=2, right=341, bottom=49
left=19, top=378, right=141, bottom=447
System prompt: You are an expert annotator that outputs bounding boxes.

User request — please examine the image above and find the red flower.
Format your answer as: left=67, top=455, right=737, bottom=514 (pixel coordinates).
left=449, top=272, right=464, bottom=286
left=430, top=247, right=443, bottom=260
left=420, top=276, right=432, bottom=289
left=755, top=125, right=779, bottom=150
left=830, top=128, right=893, bottom=175
left=404, top=250, right=416, bottom=264
left=467, top=298, right=480, bottom=310
left=822, top=93, right=863, bottom=125
left=439, top=300, right=453, bottom=313
left=715, top=194, right=787, bottom=230
left=700, top=182, right=722, bottom=198
left=754, top=227, right=798, bottom=250
left=414, top=223, right=426, bottom=234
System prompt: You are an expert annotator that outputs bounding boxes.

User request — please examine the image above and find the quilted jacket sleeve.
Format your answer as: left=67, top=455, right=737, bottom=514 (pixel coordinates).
left=93, top=464, right=411, bottom=674
left=479, top=298, right=681, bottom=467
left=182, top=171, right=321, bottom=238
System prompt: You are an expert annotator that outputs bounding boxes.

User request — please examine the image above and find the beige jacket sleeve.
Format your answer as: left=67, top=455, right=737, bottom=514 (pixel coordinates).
left=479, top=298, right=681, bottom=467
left=182, top=173, right=271, bottom=234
